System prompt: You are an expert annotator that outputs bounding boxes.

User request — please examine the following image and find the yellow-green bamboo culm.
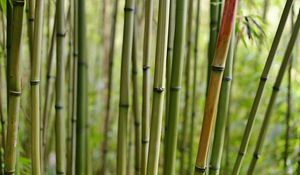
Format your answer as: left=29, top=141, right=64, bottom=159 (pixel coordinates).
left=180, top=0, right=193, bottom=172
left=4, top=0, right=24, bottom=174
left=101, top=0, right=119, bottom=173
left=55, top=0, right=66, bottom=173
left=116, top=0, right=135, bottom=173
left=187, top=0, right=201, bottom=173
left=246, top=8, right=300, bottom=175
left=164, top=0, right=188, bottom=173
left=231, top=1, right=294, bottom=174
left=141, top=0, right=154, bottom=171
left=31, top=0, right=46, bottom=171
left=146, top=0, right=170, bottom=173
left=194, top=0, right=238, bottom=174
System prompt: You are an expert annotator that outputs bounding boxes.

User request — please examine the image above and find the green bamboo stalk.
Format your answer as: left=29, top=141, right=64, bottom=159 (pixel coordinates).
left=55, top=0, right=66, bottom=173
left=283, top=10, right=294, bottom=172
left=6, top=0, right=12, bottom=107
left=194, top=0, right=238, bottom=174
left=75, top=0, right=87, bottom=172
left=246, top=9, right=300, bottom=175
left=187, top=0, right=201, bottom=174
left=30, top=0, right=46, bottom=171
left=180, top=0, right=193, bottom=173
left=41, top=18, right=56, bottom=158
left=141, top=0, right=154, bottom=170
left=101, top=0, right=119, bottom=173
left=4, top=0, right=24, bottom=174
left=231, top=1, right=294, bottom=174
left=209, top=29, right=235, bottom=175
left=164, top=0, right=188, bottom=173
left=26, top=0, right=35, bottom=58
left=207, top=0, right=221, bottom=86
left=131, top=24, right=141, bottom=175
left=146, top=0, right=170, bottom=174
left=116, top=0, right=135, bottom=173
left=68, top=0, right=78, bottom=173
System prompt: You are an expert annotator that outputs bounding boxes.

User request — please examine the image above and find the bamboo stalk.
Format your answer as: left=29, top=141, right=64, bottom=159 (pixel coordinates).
left=101, top=0, right=119, bottom=173
left=246, top=9, right=300, bottom=175
left=55, top=0, right=66, bottom=173
left=30, top=0, right=46, bottom=171
left=75, top=0, right=87, bottom=172
left=116, top=0, right=135, bottom=173
left=180, top=0, right=193, bottom=173
left=194, top=0, right=238, bottom=174
left=68, top=0, right=78, bottom=173
left=163, top=0, right=188, bottom=173
left=26, top=0, right=35, bottom=59
left=4, top=0, right=24, bottom=173
left=209, top=29, right=235, bottom=175
left=231, top=1, right=294, bottom=174
left=131, top=23, right=141, bottom=175
left=141, top=0, right=154, bottom=171
left=146, top=0, right=170, bottom=174
left=6, top=0, right=12, bottom=107
left=207, top=0, right=221, bottom=86
left=187, top=0, right=201, bottom=174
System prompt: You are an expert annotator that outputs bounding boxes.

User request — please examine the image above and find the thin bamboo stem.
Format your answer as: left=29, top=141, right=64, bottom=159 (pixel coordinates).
left=146, top=0, right=170, bottom=174
left=75, top=0, right=87, bottom=172
left=26, top=0, right=35, bottom=59
left=209, top=29, right=235, bottom=175
left=231, top=1, right=294, bottom=174
left=164, top=0, right=188, bottom=173
left=101, top=0, right=119, bottom=173
left=180, top=0, right=193, bottom=173
left=55, top=0, right=66, bottom=173
left=141, top=0, right=154, bottom=170
left=131, top=23, right=141, bottom=175
left=4, top=0, right=24, bottom=173
left=247, top=9, right=300, bottom=175
left=187, top=0, right=201, bottom=174
left=194, top=0, right=238, bottom=174
left=116, top=0, right=135, bottom=174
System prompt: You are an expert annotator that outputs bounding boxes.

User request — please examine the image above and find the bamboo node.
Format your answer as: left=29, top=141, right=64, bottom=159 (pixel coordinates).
left=29, top=18, right=35, bottom=22
left=73, top=52, right=79, bottom=57
left=124, top=7, right=135, bottom=12
left=195, top=165, right=206, bottom=173
left=143, top=65, right=150, bottom=71
left=142, top=139, right=149, bottom=144
left=55, top=105, right=64, bottom=109
left=273, top=86, right=280, bottom=91
left=170, top=86, right=181, bottom=91
left=260, top=77, right=268, bottom=81
left=209, top=165, right=220, bottom=171
left=56, top=171, right=65, bottom=174
left=167, top=47, right=173, bottom=51
left=211, top=65, right=225, bottom=71
left=154, top=87, right=164, bottom=93
left=78, top=61, right=88, bottom=67
left=30, top=79, right=40, bottom=85
left=47, top=75, right=55, bottom=79
left=238, top=151, right=245, bottom=156
left=9, top=90, right=22, bottom=96
left=134, top=121, right=141, bottom=126
left=253, top=153, right=260, bottom=159
left=4, top=170, right=15, bottom=174
left=57, top=32, right=66, bottom=37
left=12, top=0, right=24, bottom=6
left=119, top=103, right=129, bottom=108
left=223, top=77, right=232, bottom=81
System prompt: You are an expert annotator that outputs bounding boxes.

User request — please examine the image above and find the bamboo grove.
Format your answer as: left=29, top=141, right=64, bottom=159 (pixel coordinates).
left=0, top=0, right=300, bottom=174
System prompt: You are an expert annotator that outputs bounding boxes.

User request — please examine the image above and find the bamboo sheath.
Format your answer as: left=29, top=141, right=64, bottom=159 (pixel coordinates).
left=164, top=0, right=188, bottom=173
left=194, top=0, right=238, bottom=174
left=116, top=0, right=135, bottom=174
left=4, top=1, right=24, bottom=174
left=246, top=8, right=300, bottom=175
left=231, top=1, right=294, bottom=174
left=146, top=0, right=170, bottom=174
